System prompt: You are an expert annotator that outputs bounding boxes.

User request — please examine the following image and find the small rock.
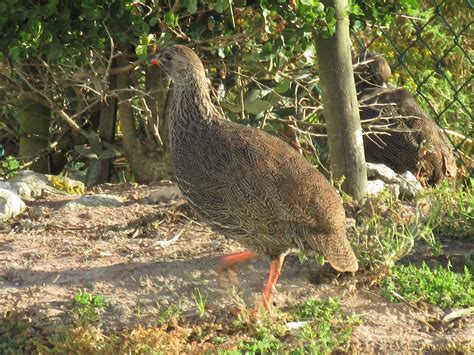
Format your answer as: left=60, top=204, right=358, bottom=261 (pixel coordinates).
left=6, top=171, right=52, bottom=199
left=366, top=163, right=399, bottom=184
left=399, top=171, right=422, bottom=198
left=367, top=179, right=386, bottom=196
left=28, top=206, right=44, bottom=220
left=1, top=171, right=85, bottom=200
left=60, top=194, right=123, bottom=211
left=366, top=163, right=422, bottom=199
left=0, top=188, right=26, bottom=223
left=385, top=183, right=401, bottom=198
left=148, top=185, right=183, bottom=203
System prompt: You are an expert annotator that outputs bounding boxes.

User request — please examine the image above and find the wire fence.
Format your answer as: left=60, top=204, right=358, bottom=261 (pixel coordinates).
left=353, top=0, right=472, bottom=158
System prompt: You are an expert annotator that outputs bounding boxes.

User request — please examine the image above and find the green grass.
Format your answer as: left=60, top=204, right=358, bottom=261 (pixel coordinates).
left=0, top=297, right=357, bottom=354
left=0, top=156, right=20, bottom=179
left=349, top=189, right=418, bottom=269
left=0, top=312, right=44, bottom=354
left=71, top=289, right=107, bottom=326
left=381, top=262, right=473, bottom=308
left=348, top=179, right=473, bottom=270
left=192, top=288, right=208, bottom=317
left=418, top=180, right=473, bottom=241
left=289, top=298, right=361, bottom=354
left=214, top=297, right=360, bottom=354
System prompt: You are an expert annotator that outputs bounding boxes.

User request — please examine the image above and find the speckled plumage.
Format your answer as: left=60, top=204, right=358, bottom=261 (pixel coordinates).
left=354, top=51, right=457, bottom=185
left=156, top=45, right=358, bottom=274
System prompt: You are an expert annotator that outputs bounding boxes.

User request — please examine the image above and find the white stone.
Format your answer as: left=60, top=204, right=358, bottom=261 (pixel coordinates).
left=366, top=163, right=398, bottom=183
left=0, top=188, right=26, bottom=223
left=398, top=171, right=422, bottom=198
left=367, top=179, right=386, bottom=196
left=59, top=194, right=123, bottom=211
left=148, top=185, right=183, bottom=203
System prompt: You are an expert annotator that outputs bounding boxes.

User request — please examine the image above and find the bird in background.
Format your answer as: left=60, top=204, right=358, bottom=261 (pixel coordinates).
left=353, top=51, right=457, bottom=185
left=151, top=45, right=358, bottom=311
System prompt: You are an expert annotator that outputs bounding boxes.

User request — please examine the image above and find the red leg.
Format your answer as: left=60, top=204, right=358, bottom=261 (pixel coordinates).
left=217, top=251, right=259, bottom=270
left=216, top=251, right=259, bottom=288
left=261, top=255, right=285, bottom=311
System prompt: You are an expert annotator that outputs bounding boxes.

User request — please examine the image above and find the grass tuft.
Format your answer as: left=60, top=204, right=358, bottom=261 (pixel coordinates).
left=381, top=262, right=473, bottom=308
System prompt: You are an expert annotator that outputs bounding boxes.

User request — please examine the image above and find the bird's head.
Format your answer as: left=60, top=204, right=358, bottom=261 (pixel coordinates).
left=354, top=51, right=392, bottom=88
left=150, top=45, right=206, bottom=85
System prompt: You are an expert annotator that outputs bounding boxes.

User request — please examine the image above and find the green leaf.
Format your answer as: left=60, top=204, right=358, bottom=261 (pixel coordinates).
left=214, top=0, right=229, bottom=13
left=275, top=79, right=291, bottom=94
left=164, top=12, right=176, bottom=27
left=136, top=44, right=148, bottom=57
left=99, top=149, right=122, bottom=160
left=149, top=16, right=158, bottom=27
left=187, top=0, right=198, bottom=14
left=8, top=46, right=21, bottom=61
left=245, top=99, right=272, bottom=115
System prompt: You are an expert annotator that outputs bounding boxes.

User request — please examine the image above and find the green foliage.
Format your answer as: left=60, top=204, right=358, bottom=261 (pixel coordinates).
left=418, top=180, right=474, bottom=240
left=290, top=297, right=361, bottom=354
left=350, top=190, right=417, bottom=269
left=192, top=288, right=208, bottom=317
left=0, top=156, right=20, bottom=179
left=71, top=289, right=107, bottom=326
left=381, top=262, right=473, bottom=308
left=0, top=0, right=147, bottom=63
left=0, top=312, right=43, bottom=353
left=351, top=0, right=419, bottom=31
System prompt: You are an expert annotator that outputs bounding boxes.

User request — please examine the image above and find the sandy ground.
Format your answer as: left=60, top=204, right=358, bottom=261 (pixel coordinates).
left=0, top=183, right=472, bottom=352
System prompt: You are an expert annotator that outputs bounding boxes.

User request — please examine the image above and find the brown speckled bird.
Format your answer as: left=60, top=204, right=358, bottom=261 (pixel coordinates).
left=151, top=45, right=358, bottom=310
left=354, top=51, right=457, bottom=185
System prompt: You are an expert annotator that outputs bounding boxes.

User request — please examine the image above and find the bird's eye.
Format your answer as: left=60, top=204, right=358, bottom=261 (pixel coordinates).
left=164, top=53, right=172, bottom=61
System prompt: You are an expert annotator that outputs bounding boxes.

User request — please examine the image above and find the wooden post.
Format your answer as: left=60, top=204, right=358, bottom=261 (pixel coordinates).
left=315, top=0, right=367, bottom=200
left=96, top=70, right=117, bottom=183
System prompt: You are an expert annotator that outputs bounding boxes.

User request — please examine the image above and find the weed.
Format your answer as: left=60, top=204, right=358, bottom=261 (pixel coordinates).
left=0, top=311, right=42, bottom=353
left=417, top=180, right=473, bottom=240
left=290, top=298, right=361, bottom=354
left=157, top=303, right=182, bottom=326
left=0, top=156, right=20, bottom=179
left=381, top=262, right=473, bottom=308
left=350, top=190, right=417, bottom=269
left=71, top=289, right=107, bottom=326
left=192, top=288, right=208, bottom=317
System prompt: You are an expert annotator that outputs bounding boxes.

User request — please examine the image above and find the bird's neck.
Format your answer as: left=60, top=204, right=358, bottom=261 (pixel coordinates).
left=170, top=77, right=218, bottom=124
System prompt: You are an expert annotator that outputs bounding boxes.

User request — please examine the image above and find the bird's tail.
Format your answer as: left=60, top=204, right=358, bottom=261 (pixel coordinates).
left=306, top=230, right=359, bottom=273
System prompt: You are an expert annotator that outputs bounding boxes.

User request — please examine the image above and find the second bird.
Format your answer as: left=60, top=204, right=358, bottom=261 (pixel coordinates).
left=151, top=45, right=358, bottom=311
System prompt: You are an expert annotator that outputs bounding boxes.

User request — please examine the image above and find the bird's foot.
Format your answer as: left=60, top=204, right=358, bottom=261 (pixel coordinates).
left=216, top=265, right=240, bottom=289
left=216, top=251, right=259, bottom=290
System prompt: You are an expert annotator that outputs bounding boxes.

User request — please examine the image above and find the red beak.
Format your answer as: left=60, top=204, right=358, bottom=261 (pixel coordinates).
left=150, top=57, right=160, bottom=65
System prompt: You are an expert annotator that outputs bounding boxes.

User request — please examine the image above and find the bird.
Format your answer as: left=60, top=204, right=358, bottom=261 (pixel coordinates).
left=353, top=51, right=393, bottom=93
left=151, top=45, right=358, bottom=311
left=354, top=51, right=457, bottom=185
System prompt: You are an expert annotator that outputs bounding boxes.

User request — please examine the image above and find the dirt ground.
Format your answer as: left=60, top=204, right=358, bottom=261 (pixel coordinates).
left=0, top=183, right=472, bottom=353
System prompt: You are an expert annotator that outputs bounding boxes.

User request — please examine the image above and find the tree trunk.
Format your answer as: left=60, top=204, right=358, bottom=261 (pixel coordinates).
left=315, top=0, right=367, bottom=201
left=96, top=70, right=118, bottom=183
left=18, top=99, right=51, bottom=173
left=115, top=52, right=172, bottom=183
